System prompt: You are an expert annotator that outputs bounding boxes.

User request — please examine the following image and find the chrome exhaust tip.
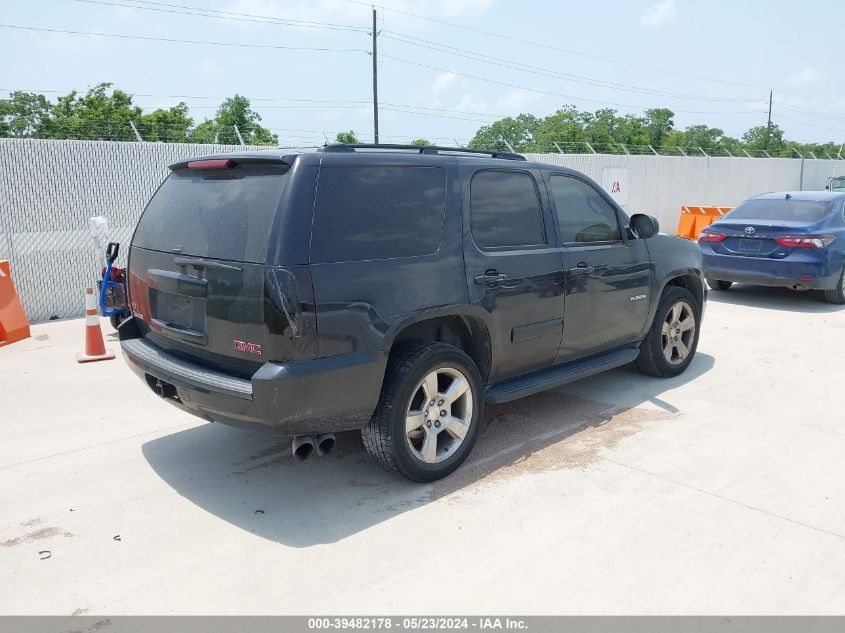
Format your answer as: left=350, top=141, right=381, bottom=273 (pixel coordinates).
left=315, top=433, right=336, bottom=457
left=292, top=435, right=315, bottom=461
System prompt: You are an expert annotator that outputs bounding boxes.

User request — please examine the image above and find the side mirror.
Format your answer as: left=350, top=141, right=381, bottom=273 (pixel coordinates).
left=630, top=214, right=659, bottom=239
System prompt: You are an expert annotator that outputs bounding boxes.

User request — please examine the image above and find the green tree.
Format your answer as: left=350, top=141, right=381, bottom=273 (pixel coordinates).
left=138, top=103, right=193, bottom=143
left=410, top=138, right=432, bottom=146
left=682, top=124, right=730, bottom=151
left=468, top=113, right=541, bottom=152
left=533, top=105, right=585, bottom=152
left=192, top=95, right=277, bottom=146
left=0, top=91, right=52, bottom=137
left=335, top=130, right=359, bottom=144
left=742, top=123, right=785, bottom=152
left=643, top=108, right=675, bottom=148
left=45, top=82, right=144, bottom=141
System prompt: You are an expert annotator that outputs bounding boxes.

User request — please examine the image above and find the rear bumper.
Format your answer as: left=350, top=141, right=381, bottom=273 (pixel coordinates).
left=702, top=252, right=841, bottom=290
left=119, top=318, right=386, bottom=435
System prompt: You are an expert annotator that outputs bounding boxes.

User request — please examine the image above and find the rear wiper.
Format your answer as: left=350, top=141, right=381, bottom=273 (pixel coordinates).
left=173, top=257, right=243, bottom=272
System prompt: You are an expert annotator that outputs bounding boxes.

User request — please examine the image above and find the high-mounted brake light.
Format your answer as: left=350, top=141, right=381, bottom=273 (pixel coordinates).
left=774, top=235, right=835, bottom=249
left=698, top=230, right=726, bottom=242
left=187, top=159, right=233, bottom=170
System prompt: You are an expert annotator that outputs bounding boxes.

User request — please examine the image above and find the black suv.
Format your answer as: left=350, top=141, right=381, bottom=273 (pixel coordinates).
left=120, top=144, right=705, bottom=481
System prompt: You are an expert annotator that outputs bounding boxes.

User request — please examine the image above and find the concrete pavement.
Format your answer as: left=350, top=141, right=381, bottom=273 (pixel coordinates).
left=1, top=285, right=844, bottom=614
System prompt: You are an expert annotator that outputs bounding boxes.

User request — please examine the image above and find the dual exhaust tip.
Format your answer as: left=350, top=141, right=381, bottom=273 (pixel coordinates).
left=292, top=433, right=336, bottom=461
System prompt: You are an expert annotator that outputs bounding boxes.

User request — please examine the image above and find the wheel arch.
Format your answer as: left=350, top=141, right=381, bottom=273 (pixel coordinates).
left=385, top=308, right=493, bottom=384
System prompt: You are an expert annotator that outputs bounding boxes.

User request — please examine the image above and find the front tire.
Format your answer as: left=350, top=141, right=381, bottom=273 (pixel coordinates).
left=823, top=266, right=845, bottom=305
left=362, top=342, right=484, bottom=482
left=636, top=286, right=701, bottom=378
left=706, top=278, right=732, bottom=291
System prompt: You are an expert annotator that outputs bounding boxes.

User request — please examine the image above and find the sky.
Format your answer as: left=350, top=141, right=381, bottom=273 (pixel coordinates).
left=1, top=0, right=843, bottom=147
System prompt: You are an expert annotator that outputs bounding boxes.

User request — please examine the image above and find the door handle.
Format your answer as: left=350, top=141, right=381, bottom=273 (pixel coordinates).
left=568, top=263, right=595, bottom=275
left=474, top=272, right=508, bottom=285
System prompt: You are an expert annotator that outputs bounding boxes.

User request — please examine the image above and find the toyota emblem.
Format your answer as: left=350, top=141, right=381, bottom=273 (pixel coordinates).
left=744, top=226, right=756, bottom=235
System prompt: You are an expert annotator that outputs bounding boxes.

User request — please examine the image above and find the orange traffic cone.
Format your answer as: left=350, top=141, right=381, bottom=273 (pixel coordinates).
left=77, top=287, right=115, bottom=363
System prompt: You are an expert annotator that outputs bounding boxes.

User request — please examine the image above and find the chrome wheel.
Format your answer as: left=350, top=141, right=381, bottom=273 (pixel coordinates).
left=405, top=367, right=473, bottom=464
left=661, top=301, right=696, bottom=366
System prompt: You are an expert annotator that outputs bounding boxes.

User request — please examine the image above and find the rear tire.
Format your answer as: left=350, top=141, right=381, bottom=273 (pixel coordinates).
left=362, top=342, right=484, bottom=482
left=706, top=278, right=732, bottom=291
left=636, top=286, right=701, bottom=378
left=823, top=266, right=845, bottom=305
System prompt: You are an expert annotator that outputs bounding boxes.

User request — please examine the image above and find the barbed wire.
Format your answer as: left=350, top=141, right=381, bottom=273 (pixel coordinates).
left=3, top=122, right=841, bottom=159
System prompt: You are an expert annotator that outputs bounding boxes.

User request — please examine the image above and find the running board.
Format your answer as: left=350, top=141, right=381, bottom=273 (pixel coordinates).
left=486, top=347, right=640, bottom=404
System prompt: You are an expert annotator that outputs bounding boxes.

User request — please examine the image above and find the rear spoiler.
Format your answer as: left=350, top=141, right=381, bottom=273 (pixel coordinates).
left=169, top=155, right=293, bottom=171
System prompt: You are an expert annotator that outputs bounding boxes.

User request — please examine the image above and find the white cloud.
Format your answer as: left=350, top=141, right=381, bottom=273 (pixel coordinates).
left=785, top=67, right=823, bottom=86
left=413, top=71, right=542, bottom=118
left=640, top=0, right=679, bottom=28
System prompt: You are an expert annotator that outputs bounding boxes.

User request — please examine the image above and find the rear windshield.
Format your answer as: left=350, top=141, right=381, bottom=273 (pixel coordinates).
left=727, top=198, right=833, bottom=222
left=133, top=163, right=288, bottom=263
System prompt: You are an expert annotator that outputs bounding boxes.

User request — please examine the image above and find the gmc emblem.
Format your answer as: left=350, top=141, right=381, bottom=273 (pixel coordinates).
left=233, top=340, right=262, bottom=355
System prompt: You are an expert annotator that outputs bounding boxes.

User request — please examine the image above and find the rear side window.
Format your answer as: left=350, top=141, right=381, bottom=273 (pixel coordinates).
left=549, top=175, right=622, bottom=244
left=133, top=163, right=287, bottom=263
left=470, top=170, right=546, bottom=249
left=728, top=198, right=833, bottom=222
left=311, top=166, right=446, bottom=263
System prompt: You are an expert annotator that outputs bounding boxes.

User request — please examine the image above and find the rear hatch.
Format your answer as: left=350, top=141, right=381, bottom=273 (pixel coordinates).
left=707, top=198, right=834, bottom=258
left=128, top=157, right=299, bottom=378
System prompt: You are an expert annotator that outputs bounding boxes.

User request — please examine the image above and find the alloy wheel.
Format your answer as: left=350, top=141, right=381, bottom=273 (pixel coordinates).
left=405, top=367, right=474, bottom=464
left=661, top=301, right=696, bottom=366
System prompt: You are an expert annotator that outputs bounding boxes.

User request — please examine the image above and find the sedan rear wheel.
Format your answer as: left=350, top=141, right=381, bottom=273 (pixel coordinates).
left=823, top=265, right=845, bottom=305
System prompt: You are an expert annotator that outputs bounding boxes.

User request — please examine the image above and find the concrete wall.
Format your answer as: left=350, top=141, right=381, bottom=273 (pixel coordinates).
left=523, top=152, right=845, bottom=231
left=2, top=138, right=843, bottom=322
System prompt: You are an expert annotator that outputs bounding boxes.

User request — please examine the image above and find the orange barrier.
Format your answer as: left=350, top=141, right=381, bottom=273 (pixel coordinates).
left=676, top=205, right=733, bottom=240
left=77, top=287, right=115, bottom=363
left=0, top=260, right=30, bottom=347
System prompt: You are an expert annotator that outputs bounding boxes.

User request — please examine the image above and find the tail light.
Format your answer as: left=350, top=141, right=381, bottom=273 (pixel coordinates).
left=774, top=235, right=835, bottom=249
left=187, top=159, right=233, bottom=170
left=698, top=230, right=726, bottom=242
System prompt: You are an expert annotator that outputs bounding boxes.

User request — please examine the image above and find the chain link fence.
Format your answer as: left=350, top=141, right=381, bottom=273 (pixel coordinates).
left=2, top=138, right=844, bottom=323
left=0, top=138, right=266, bottom=322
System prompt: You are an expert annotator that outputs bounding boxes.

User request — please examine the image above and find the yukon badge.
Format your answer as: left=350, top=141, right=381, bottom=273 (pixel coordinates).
left=233, top=340, right=262, bottom=355
left=630, top=294, right=647, bottom=302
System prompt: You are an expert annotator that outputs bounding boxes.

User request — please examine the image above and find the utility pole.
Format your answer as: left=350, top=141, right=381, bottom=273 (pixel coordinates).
left=764, top=90, right=773, bottom=150
left=371, top=7, right=379, bottom=145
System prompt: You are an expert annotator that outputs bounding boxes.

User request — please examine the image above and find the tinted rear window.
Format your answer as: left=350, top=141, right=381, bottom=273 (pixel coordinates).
left=133, top=163, right=287, bottom=263
left=470, top=170, right=546, bottom=249
left=728, top=198, right=833, bottom=222
left=311, top=166, right=446, bottom=263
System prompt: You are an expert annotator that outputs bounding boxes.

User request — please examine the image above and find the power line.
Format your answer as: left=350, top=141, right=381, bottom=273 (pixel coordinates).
left=378, top=54, right=764, bottom=116
left=381, top=31, right=755, bottom=104
left=775, top=101, right=845, bottom=123
left=0, top=23, right=368, bottom=53
left=71, top=0, right=369, bottom=32
left=335, top=0, right=772, bottom=92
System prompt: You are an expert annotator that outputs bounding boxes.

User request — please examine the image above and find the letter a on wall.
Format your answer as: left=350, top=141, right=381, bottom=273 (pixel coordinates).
left=602, top=167, right=629, bottom=206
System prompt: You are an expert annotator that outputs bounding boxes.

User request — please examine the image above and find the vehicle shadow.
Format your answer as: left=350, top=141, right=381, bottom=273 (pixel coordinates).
left=707, top=284, right=844, bottom=313
left=141, top=353, right=715, bottom=548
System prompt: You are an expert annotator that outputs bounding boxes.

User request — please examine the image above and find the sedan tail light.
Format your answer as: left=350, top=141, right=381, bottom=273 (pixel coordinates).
left=698, top=230, right=726, bottom=242
left=774, top=235, right=835, bottom=249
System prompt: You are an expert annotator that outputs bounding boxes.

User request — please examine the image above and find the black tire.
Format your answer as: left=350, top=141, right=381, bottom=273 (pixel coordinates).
left=362, top=342, right=484, bottom=482
left=110, top=314, right=123, bottom=330
left=635, top=285, right=701, bottom=378
left=706, top=278, right=732, bottom=291
left=823, top=266, right=845, bottom=305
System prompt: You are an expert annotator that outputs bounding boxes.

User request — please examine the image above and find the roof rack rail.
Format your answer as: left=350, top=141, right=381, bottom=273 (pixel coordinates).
left=320, top=143, right=526, bottom=161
